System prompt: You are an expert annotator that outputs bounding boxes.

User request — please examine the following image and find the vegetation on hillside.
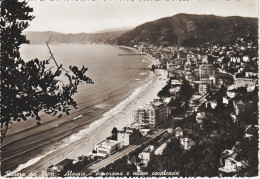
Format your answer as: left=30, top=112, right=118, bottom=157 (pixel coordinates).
left=117, top=13, right=258, bottom=46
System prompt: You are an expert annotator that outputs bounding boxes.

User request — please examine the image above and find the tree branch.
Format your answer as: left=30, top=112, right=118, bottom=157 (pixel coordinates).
left=46, top=36, right=69, bottom=73
left=46, top=36, right=59, bottom=68
left=1, top=124, right=9, bottom=144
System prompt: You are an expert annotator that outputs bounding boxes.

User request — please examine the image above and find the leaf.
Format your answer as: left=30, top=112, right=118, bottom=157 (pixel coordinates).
left=36, top=116, right=41, bottom=121
left=21, top=115, right=27, bottom=121
left=53, top=111, right=57, bottom=116
left=25, top=112, right=31, bottom=117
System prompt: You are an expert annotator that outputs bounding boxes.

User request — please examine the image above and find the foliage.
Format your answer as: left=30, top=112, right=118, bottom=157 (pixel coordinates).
left=179, top=77, right=193, bottom=101
left=147, top=85, right=258, bottom=176
left=1, top=0, right=93, bottom=142
left=235, top=137, right=259, bottom=176
left=150, top=64, right=156, bottom=71
left=97, top=156, right=136, bottom=176
left=216, top=72, right=234, bottom=86
left=117, top=14, right=258, bottom=46
left=157, top=80, right=171, bottom=97
left=111, top=127, right=118, bottom=140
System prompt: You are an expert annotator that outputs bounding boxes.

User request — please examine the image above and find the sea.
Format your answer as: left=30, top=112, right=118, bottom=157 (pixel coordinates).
left=1, top=44, right=152, bottom=174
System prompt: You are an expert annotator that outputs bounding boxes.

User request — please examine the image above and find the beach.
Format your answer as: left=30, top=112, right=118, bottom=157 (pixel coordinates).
left=7, top=45, right=168, bottom=175
left=19, top=68, right=167, bottom=175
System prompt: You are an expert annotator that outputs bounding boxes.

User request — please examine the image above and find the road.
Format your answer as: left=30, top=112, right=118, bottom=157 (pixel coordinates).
left=81, top=129, right=166, bottom=175
left=81, top=92, right=209, bottom=176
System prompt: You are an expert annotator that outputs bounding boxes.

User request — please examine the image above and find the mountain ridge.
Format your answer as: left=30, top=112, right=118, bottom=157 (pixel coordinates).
left=24, top=13, right=258, bottom=46
left=24, top=30, right=127, bottom=44
left=116, top=13, right=258, bottom=46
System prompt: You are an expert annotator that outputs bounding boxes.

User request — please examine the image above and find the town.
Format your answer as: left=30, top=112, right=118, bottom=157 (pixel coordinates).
left=46, top=35, right=258, bottom=177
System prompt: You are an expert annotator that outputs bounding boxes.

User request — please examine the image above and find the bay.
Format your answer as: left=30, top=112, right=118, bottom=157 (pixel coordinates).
left=1, top=44, right=152, bottom=174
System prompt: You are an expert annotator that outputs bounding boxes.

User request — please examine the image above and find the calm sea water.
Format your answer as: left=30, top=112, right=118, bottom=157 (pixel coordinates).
left=2, top=44, right=152, bottom=173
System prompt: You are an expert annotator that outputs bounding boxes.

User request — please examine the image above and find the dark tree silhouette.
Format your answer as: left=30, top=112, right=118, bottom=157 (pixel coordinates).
left=1, top=0, right=93, bottom=143
left=111, top=127, right=118, bottom=140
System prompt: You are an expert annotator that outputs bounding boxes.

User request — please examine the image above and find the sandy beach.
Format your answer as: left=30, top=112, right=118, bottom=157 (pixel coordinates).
left=18, top=62, right=168, bottom=175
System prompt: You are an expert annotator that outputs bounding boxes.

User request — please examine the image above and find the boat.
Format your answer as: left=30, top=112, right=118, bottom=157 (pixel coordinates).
left=73, top=115, right=83, bottom=120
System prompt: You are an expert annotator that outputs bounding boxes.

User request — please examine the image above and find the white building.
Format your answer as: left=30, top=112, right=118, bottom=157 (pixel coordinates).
left=180, top=138, right=196, bottom=150
left=117, top=130, right=132, bottom=148
left=140, top=128, right=150, bottom=136
left=242, top=55, right=250, bottom=62
left=196, top=112, right=205, bottom=124
left=138, top=145, right=155, bottom=165
left=95, top=140, right=120, bottom=156
left=199, top=83, right=208, bottom=95
left=134, top=103, right=167, bottom=128
left=174, top=127, right=183, bottom=138
left=134, top=105, right=156, bottom=127
left=169, top=86, right=181, bottom=95
left=207, top=100, right=217, bottom=109
left=171, top=79, right=182, bottom=86
left=219, top=158, right=244, bottom=174
left=209, top=76, right=216, bottom=86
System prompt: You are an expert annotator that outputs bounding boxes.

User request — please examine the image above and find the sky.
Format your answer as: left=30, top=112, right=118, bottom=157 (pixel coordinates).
left=25, top=0, right=259, bottom=33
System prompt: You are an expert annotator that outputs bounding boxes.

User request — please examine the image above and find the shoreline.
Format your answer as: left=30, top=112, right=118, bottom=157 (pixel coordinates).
left=118, top=45, right=159, bottom=66
left=13, top=46, right=167, bottom=175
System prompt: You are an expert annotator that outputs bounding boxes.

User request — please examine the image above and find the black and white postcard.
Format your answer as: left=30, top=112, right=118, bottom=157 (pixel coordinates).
left=1, top=0, right=259, bottom=177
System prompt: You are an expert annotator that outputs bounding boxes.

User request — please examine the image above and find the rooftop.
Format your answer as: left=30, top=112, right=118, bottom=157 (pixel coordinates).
left=97, top=139, right=119, bottom=148
left=143, top=145, right=155, bottom=153
left=135, top=105, right=153, bottom=111
left=152, top=101, right=164, bottom=107
left=175, top=127, right=183, bottom=132
left=56, top=158, right=73, bottom=166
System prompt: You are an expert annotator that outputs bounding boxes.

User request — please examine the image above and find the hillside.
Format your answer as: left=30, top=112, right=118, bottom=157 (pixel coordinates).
left=116, top=13, right=258, bottom=46
left=25, top=14, right=258, bottom=46
left=24, top=30, right=127, bottom=44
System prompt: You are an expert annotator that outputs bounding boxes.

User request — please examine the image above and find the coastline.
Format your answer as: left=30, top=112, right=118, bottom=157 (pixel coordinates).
left=118, top=45, right=160, bottom=66
left=16, top=46, right=167, bottom=175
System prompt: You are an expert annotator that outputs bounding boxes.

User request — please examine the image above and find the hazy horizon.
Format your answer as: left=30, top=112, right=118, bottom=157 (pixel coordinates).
left=26, top=0, right=258, bottom=34
left=24, top=13, right=258, bottom=34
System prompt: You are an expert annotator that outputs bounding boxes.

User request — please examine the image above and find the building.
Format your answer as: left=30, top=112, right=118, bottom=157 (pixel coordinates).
left=151, top=101, right=168, bottom=127
left=207, top=99, right=217, bottom=109
left=171, top=79, right=182, bottom=86
left=180, top=138, right=196, bottom=150
left=95, top=140, right=121, bottom=156
left=222, top=96, right=230, bottom=105
left=163, top=97, right=172, bottom=104
left=219, top=158, right=244, bottom=174
left=134, top=102, right=167, bottom=128
left=174, top=127, right=183, bottom=139
left=47, top=158, right=74, bottom=177
left=138, top=145, right=155, bottom=166
left=199, top=64, right=215, bottom=80
left=196, top=112, right=206, bottom=124
left=244, top=125, right=258, bottom=139
left=227, top=91, right=236, bottom=98
left=233, top=100, right=245, bottom=115
left=209, top=76, right=216, bottom=86
left=140, top=128, right=151, bottom=136
left=117, top=129, right=132, bottom=147
left=117, top=128, right=141, bottom=147
left=198, top=83, right=208, bottom=95
left=169, top=86, right=181, bottom=96
left=134, top=105, right=156, bottom=128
